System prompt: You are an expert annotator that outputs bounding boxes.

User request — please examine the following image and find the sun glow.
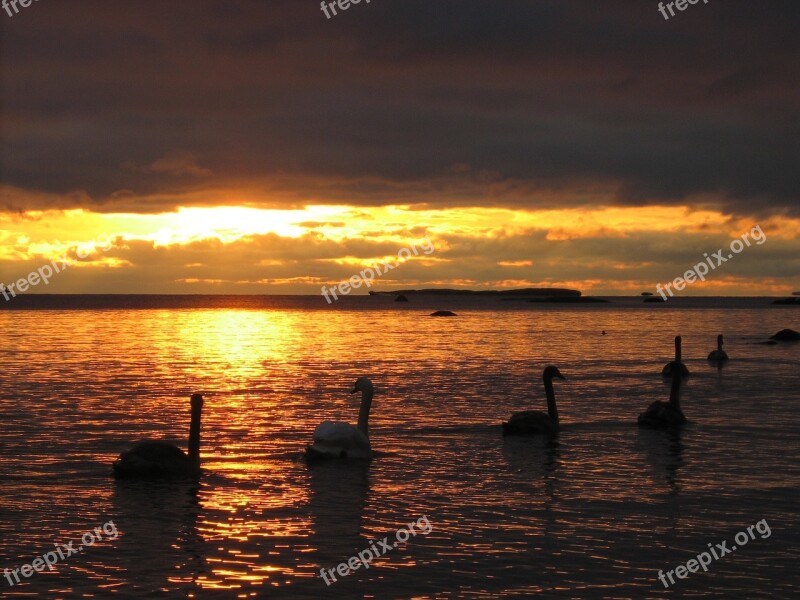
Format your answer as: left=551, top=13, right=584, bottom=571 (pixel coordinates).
left=1, top=203, right=797, bottom=295
left=4, top=204, right=796, bottom=260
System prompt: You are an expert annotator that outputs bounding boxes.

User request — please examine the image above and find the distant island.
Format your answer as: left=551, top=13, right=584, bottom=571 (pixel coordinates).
left=773, top=297, right=800, bottom=305
left=527, top=296, right=609, bottom=304
left=370, top=288, right=582, bottom=297
left=369, top=287, right=612, bottom=304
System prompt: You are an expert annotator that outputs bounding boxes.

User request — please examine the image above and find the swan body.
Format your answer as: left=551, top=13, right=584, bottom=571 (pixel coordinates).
left=708, top=334, right=729, bottom=361
left=305, top=378, right=374, bottom=460
left=503, top=366, right=565, bottom=436
left=308, top=421, right=371, bottom=459
left=639, top=365, right=686, bottom=428
left=637, top=400, right=687, bottom=428
left=662, top=335, right=690, bottom=377
left=113, top=394, right=204, bottom=478
left=662, top=361, right=690, bottom=378
left=503, top=410, right=559, bottom=436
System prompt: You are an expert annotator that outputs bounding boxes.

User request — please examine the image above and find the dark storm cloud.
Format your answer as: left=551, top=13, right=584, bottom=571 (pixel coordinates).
left=1, top=0, right=799, bottom=214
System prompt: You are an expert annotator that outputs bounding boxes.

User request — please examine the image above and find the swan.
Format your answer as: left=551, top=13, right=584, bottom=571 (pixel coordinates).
left=661, top=335, right=690, bottom=378
left=639, top=363, right=686, bottom=428
left=305, top=377, right=374, bottom=460
left=112, top=394, right=204, bottom=478
left=707, top=334, right=729, bottom=361
left=502, top=366, right=565, bottom=436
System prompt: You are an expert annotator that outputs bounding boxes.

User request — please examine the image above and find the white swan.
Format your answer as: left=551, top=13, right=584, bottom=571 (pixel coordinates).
left=305, top=377, right=374, bottom=460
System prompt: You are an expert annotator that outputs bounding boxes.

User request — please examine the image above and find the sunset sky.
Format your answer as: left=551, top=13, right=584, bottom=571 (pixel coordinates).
left=1, top=0, right=798, bottom=296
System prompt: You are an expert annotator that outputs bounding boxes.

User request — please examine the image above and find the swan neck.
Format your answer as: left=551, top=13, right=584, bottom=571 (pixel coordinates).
left=544, top=377, right=559, bottom=424
left=188, top=402, right=202, bottom=464
left=675, top=337, right=682, bottom=363
left=357, top=389, right=373, bottom=437
left=718, top=336, right=723, bottom=351
left=669, top=371, right=681, bottom=409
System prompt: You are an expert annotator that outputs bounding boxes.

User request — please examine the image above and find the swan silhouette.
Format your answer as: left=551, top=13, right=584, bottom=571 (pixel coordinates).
left=639, top=365, right=686, bottom=428
left=113, top=394, right=204, bottom=478
left=502, top=366, right=565, bottom=436
left=662, top=335, right=690, bottom=378
left=707, top=334, right=729, bottom=361
left=305, top=377, right=374, bottom=460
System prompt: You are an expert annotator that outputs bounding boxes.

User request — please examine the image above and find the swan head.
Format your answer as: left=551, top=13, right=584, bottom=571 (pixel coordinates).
left=543, top=366, right=566, bottom=381
left=191, top=393, right=204, bottom=409
left=351, top=377, right=374, bottom=395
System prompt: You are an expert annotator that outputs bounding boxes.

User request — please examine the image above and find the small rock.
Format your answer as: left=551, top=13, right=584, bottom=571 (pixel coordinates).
left=430, top=310, right=457, bottom=317
left=770, top=329, right=800, bottom=341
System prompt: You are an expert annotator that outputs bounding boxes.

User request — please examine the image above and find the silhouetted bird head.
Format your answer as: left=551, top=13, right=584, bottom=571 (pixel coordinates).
left=543, top=366, right=566, bottom=381
left=351, top=377, right=374, bottom=395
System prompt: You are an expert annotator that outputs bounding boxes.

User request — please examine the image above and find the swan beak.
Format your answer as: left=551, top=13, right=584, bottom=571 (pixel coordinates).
left=350, top=387, right=358, bottom=394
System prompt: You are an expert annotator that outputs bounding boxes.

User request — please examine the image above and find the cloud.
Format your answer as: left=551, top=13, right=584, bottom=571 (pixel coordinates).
left=1, top=211, right=796, bottom=296
left=125, top=152, right=213, bottom=178
left=0, top=0, right=798, bottom=217
left=2, top=1, right=799, bottom=295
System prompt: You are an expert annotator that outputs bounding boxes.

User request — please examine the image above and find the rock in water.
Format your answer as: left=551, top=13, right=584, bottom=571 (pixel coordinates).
left=430, top=310, right=457, bottom=317
left=770, top=329, right=800, bottom=341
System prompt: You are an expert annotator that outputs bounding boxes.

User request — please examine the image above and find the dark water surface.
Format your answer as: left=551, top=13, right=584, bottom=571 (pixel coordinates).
left=1, top=296, right=798, bottom=599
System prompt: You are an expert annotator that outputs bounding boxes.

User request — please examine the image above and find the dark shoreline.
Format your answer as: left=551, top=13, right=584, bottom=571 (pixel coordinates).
left=0, top=294, right=796, bottom=311
left=370, top=287, right=582, bottom=297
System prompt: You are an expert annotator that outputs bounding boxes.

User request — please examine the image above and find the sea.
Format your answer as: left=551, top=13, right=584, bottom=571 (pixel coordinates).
left=0, top=295, right=798, bottom=599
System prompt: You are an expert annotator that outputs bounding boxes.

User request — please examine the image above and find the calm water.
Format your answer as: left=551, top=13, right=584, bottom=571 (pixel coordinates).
left=1, top=296, right=798, bottom=599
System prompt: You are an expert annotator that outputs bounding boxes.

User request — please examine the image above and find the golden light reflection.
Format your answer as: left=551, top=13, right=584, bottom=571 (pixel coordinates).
left=162, top=310, right=307, bottom=386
